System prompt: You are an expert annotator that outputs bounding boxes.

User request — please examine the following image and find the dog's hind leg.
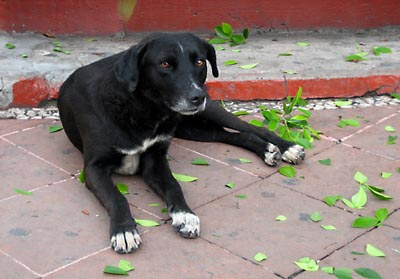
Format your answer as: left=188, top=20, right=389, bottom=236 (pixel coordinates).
left=140, top=144, right=200, bottom=238
left=84, top=157, right=142, bottom=254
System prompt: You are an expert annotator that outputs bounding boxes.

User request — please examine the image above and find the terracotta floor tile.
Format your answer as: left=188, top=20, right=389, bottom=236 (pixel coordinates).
left=345, top=113, right=400, bottom=160
left=46, top=225, right=277, bottom=279
left=0, top=253, right=38, bottom=279
left=307, top=106, right=397, bottom=141
left=0, top=139, right=69, bottom=200
left=4, top=121, right=83, bottom=174
left=386, top=210, right=400, bottom=230
left=0, top=178, right=158, bottom=275
left=266, top=143, right=400, bottom=217
left=196, top=180, right=364, bottom=278
left=295, top=226, right=400, bottom=278
left=113, top=143, right=262, bottom=220
left=0, top=119, right=51, bottom=136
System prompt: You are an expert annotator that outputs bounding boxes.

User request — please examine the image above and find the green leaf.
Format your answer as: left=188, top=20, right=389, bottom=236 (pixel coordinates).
left=294, top=257, right=319, bottom=271
left=323, top=195, right=341, bottom=206
left=242, top=28, right=249, bottom=39
left=296, top=42, right=310, bottom=47
left=268, top=119, right=279, bottom=131
left=372, top=46, right=392, bottom=56
left=21, top=54, right=28, bottom=58
left=333, top=268, right=353, bottom=279
left=239, top=63, right=259, bottom=69
left=239, top=158, right=252, bottom=163
left=366, top=185, right=392, bottom=200
left=51, top=41, right=62, bottom=47
left=117, top=183, right=129, bottom=195
left=278, top=165, right=296, bottom=178
left=233, top=110, right=249, bottom=116
left=49, top=125, right=63, bottom=133
left=232, top=34, right=246, bottom=44
left=321, top=224, right=336, bottom=231
left=310, top=211, right=322, bottom=222
left=352, top=216, right=379, bottom=228
left=298, top=108, right=311, bottom=118
left=342, top=198, right=356, bottom=209
left=221, top=22, right=233, bottom=37
left=5, top=43, right=16, bottom=49
left=366, top=243, right=385, bottom=257
left=318, top=158, right=331, bottom=166
left=365, top=184, right=384, bottom=193
left=398, top=167, right=400, bottom=174
left=215, top=26, right=230, bottom=40
left=390, top=93, right=400, bottom=100
left=254, top=252, right=267, bottom=262
left=335, top=100, right=352, bottom=107
left=346, top=52, right=368, bottom=62
left=161, top=207, right=168, bottom=213
left=338, top=119, right=360, bottom=128
left=354, top=171, right=368, bottom=184
left=172, top=172, right=198, bottom=182
left=279, top=52, right=293, bottom=56
left=249, top=119, right=264, bottom=127
left=375, top=208, right=389, bottom=223
left=215, top=46, right=226, bottom=51
left=103, top=265, right=128, bottom=275
left=387, top=135, right=397, bottom=144
left=275, top=215, right=287, bottom=221
left=191, top=158, right=209, bottom=166
left=321, top=266, right=334, bottom=274
left=118, top=260, right=135, bottom=272
left=351, top=186, right=367, bottom=208
left=224, top=59, right=238, bottom=66
left=235, top=194, right=247, bottom=199
left=14, top=188, right=33, bottom=196
left=283, top=69, right=298, bottom=75
left=225, top=182, right=235, bottom=189
left=384, top=125, right=395, bottom=132
left=231, top=49, right=241, bottom=53
left=209, top=38, right=228, bottom=44
left=380, top=172, right=392, bottom=178
left=351, top=251, right=365, bottom=255
left=79, top=169, right=85, bottom=183
left=135, top=218, right=160, bottom=227
left=53, top=47, right=71, bottom=54
left=148, top=203, right=161, bottom=207
left=354, top=267, right=382, bottom=279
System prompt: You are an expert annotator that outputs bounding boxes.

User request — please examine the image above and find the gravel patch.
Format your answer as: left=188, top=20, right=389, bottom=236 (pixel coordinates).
left=0, top=95, right=399, bottom=120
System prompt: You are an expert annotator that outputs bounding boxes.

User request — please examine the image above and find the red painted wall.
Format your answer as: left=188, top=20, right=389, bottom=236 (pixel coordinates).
left=1, top=0, right=399, bottom=35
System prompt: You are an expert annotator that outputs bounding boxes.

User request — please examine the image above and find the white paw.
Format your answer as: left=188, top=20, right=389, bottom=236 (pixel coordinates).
left=171, top=211, right=200, bottom=238
left=264, top=143, right=282, bottom=166
left=110, top=229, right=142, bottom=254
left=282, top=145, right=305, bottom=164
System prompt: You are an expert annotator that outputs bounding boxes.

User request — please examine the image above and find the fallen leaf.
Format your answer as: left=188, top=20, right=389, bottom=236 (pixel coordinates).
left=310, top=211, right=323, bottom=222
left=135, top=218, right=160, bottom=227
left=49, top=125, right=63, bottom=133
left=372, top=46, right=392, bottom=56
left=338, top=118, right=360, bottom=128
left=81, top=209, right=90, bottom=216
left=172, top=172, right=198, bottom=182
left=118, top=259, right=135, bottom=272
left=148, top=203, right=161, bottom=207
left=283, top=69, right=298, bottom=75
left=225, top=182, right=235, bottom=189
left=387, top=135, right=397, bottom=144
left=14, top=188, right=33, bottom=195
left=278, top=165, right=296, bottom=178
left=275, top=215, right=287, bottom=221
left=161, top=208, right=168, bottom=213
left=103, top=265, right=128, bottom=275
left=294, top=257, right=318, bottom=271
left=238, top=158, right=252, bottom=163
left=5, top=43, right=16, bottom=49
left=79, top=169, right=85, bottom=183
left=231, top=49, right=241, bottom=53
left=384, top=125, right=395, bottom=132
left=333, top=268, right=353, bottom=279
left=296, top=42, right=310, bottom=46
left=354, top=171, right=368, bottom=184
left=366, top=243, right=385, bottom=257
left=381, top=172, right=392, bottom=179
left=321, top=224, right=336, bottom=231
left=21, top=54, right=28, bottom=58
left=117, top=183, right=129, bottom=195
left=318, top=158, right=331, bottom=166
left=254, top=252, right=267, bottom=262
left=354, top=267, right=382, bottom=279
left=323, top=195, right=341, bottom=206
left=191, top=158, right=209, bottom=165
left=235, top=194, right=247, bottom=199
left=248, top=119, right=264, bottom=127
left=233, top=110, right=250, bottom=116
left=224, top=60, right=238, bottom=66
left=239, top=63, right=259, bottom=69
left=321, top=266, right=334, bottom=274
left=352, top=216, right=379, bottom=228
left=335, top=100, right=352, bottom=107
left=279, top=52, right=293, bottom=56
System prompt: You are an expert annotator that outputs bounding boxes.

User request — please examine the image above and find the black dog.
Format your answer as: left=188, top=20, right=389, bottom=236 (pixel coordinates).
left=58, top=32, right=305, bottom=254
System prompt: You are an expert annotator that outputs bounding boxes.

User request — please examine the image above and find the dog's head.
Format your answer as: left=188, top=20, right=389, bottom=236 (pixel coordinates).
left=114, top=33, right=219, bottom=115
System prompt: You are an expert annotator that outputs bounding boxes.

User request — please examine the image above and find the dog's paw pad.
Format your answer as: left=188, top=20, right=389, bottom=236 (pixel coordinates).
left=264, top=143, right=282, bottom=166
left=110, top=229, right=142, bottom=254
left=282, top=145, right=305, bottom=164
left=171, top=211, right=200, bottom=238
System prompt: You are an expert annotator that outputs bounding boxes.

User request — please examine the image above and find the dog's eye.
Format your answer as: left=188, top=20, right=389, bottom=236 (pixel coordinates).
left=196, top=60, right=205, bottom=67
left=160, top=61, right=170, bottom=68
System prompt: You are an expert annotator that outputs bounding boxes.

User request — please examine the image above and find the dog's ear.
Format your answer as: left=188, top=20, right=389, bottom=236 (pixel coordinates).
left=203, top=41, right=219, bottom=78
left=114, top=44, right=146, bottom=92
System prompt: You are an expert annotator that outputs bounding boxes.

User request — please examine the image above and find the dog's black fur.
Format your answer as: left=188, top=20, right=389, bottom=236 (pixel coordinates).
left=58, top=32, right=305, bottom=254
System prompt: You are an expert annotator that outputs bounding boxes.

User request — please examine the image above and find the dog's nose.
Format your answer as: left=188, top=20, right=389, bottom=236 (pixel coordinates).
left=190, top=94, right=205, bottom=106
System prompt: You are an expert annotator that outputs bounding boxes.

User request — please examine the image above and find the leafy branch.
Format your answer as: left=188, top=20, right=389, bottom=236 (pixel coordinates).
left=209, top=22, right=249, bottom=46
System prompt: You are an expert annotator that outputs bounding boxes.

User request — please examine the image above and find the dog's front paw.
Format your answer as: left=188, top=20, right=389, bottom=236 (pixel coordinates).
left=282, top=144, right=305, bottom=164
left=264, top=143, right=282, bottom=166
left=110, top=226, right=142, bottom=254
left=171, top=211, right=200, bottom=238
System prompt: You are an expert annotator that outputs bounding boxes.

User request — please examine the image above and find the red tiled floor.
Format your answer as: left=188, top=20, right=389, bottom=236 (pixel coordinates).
left=196, top=180, right=365, bottom=278
left=0, top=253, right=38, bottom=279
left=45, top=225, right=277, bottom=279
left=0, top=139, right=69, bottom=200
left=0, top=119, right=51, bottom=136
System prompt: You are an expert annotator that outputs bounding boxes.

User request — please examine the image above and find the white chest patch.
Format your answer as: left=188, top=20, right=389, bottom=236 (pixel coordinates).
left=114, top=135, right=171, bottom=175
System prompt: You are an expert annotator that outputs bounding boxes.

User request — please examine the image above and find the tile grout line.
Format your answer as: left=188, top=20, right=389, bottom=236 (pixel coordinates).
left=0, top=248, right=42, bottom=277
left=0, top=136, right=72, bottom=176
left=172, top=142, right=260, bottom=178
left=40, top=246, right=110, bottom=278
left=0, top=177, right=72, bottom=203
left=341, top=142, right=398, bottom=161
left=0, top=120, right=56, bottom=137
